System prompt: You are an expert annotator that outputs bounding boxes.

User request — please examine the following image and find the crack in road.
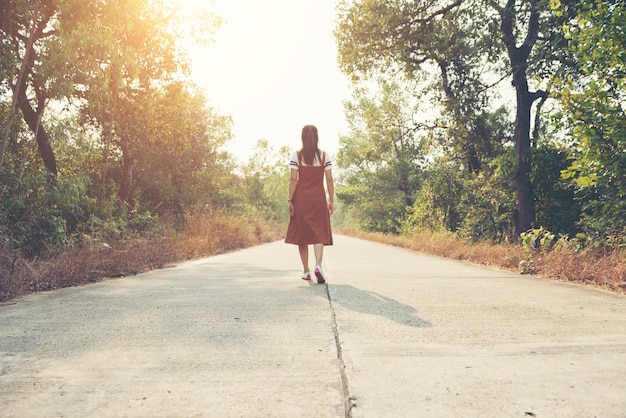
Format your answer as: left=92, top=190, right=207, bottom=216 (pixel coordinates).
left=324, top=283, right=355, bottom=418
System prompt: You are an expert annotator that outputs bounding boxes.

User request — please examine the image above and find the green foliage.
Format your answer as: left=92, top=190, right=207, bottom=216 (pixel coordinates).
left=406, top=161, right=465, bottom=234
left=113, top=83, right=234, bottom=216
left=336, top=79, right=426, bottom=233
left=405, top=154, right=516, bottom=242
left=335, top=72, right=521, bottom=240
left=335, top=0, right=579, bottom=235
left=79, top=211, right=158, bottom=243
left=0, top=167, right=94, bottom=257
left=333, top=0, right=618, bottom=245
left=455, top=155, right=517, bottom=243
left=403, top=143, right=580, bottom=243
left=553, top=0, right=626, bottom=242
left=520, top=227, right=557, bottom=252
left=338, top=178, right=413, bottom=233
left=237, top=140, right=292, bottom=223
left=518, top=226, right=560, bottom=274
left=0, top=0, right=243, bottom=259
left=531, top=144, right=581, bottom=236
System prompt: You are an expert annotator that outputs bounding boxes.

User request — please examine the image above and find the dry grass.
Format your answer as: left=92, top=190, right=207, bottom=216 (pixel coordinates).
left=0, top=212, right=284, bottom=302
left=534, top=244, right=626, bottom=293
left=337, top=228, right=626, bottom=294
left=3, top=221, right=624, bottom=302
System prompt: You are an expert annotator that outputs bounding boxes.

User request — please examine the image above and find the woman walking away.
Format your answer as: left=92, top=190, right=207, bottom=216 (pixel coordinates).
left=285, top=124, right=334, bottom=283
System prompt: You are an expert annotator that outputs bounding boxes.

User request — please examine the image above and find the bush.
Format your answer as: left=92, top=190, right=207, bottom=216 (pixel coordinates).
left=0, top=210, right=284, bottom=302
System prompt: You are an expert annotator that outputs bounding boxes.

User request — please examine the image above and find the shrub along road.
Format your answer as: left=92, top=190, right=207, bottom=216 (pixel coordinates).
left=1, top=235, right=626, bottom=417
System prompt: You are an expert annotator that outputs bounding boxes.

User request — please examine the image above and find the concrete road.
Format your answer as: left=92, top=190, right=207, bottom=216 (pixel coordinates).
left=1, top=235, right=625, bottom=418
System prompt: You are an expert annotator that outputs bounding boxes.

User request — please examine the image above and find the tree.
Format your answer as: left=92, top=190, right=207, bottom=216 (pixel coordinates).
left=1, top=0, right=58, bottom=176
left=335, top=0, right=559, bottom=236
left=1, top=0, right=235, bottom=256
left=407, top=160, right=468, bottom=233
left=239, top=140, right=291, bottom=222
left=531, top=144, right=580, bottom=237
left=336, top=79, right=426, bottom=233
left=113, top=83, right=233, bottom=215
left=0, top=0, right=221, bottom=186
left=554, top=0, right=626, bottom=240
left=407, top=109, right=515, bottom=241
left=491, top=0, right=549, bottom=236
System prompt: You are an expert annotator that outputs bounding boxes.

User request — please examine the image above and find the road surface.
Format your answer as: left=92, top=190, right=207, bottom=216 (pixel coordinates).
left=1, top=235, right=626, bottom=417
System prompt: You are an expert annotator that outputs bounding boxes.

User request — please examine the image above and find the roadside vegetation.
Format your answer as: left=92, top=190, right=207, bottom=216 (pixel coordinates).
left=1, top=211, right=283, bottom=302
left=338, top=228, right=626, bottom=294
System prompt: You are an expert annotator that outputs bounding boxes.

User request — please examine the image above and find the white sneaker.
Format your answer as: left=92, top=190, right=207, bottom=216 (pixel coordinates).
left=314, top=265, right=326, bottom=284
left=301, top=271, right=311, bottom=281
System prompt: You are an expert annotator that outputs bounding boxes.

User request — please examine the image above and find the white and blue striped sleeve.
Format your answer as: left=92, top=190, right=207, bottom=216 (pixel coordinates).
left=289, top=151, right=299, bottom=170
left=324, top=153, right=333, bottom=171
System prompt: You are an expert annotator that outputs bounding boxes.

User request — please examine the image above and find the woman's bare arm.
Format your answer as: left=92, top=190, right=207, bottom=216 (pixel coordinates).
left=325, top=169, right=334, bottom=215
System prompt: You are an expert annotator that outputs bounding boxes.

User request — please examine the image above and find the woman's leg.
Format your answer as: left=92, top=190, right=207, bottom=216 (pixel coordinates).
left=313, top=243, right=327, bottom=283
left=314, top=243, right=324, bottom=266
left=298, top=244, right=309, bottom=271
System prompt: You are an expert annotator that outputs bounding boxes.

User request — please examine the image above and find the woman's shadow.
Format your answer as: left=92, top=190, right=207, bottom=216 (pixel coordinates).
left=312, top=283, right=431, bottom=328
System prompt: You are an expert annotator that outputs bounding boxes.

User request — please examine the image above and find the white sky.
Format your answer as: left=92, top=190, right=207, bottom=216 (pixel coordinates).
left=189, top=0, right=351, bottom=163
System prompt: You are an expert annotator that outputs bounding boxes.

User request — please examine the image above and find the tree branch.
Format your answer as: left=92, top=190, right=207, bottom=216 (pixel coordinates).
left=530, top=89, right=548, bottom=103
left=521, top=0, right=541, bottom=61
left=408, top=0, right=464, bottom=26
left=531, top=90, right=548, bottom=144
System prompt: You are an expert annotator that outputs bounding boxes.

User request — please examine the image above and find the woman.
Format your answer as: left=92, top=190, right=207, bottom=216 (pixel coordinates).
left=285, top=124, right=334, bottom=283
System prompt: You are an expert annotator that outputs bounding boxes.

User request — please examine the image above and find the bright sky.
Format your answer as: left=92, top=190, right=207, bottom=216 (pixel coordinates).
left=189, top=0, right=351, bottom=163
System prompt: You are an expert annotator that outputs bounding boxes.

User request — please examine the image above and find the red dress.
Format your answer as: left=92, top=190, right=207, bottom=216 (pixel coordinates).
left=285, top=152, right=333, bottom=245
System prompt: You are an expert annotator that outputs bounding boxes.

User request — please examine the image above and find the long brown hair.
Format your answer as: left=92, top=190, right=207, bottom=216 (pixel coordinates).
left=301, top=124, right=321, bottom=166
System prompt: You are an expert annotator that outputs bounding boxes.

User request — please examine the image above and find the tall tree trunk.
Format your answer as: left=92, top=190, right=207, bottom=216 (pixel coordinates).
left=496, top=0, right=541, bottom=236
left=438, top=59, right=482, bottom=174
left=0, top=0, right=41, bottom=168
left=17, top=81, right=57, bottom=178
left=99, top=122, right=111, bottom=216
left=118, top=140, right=134, bottom=206
left=467, top=142, right=481, bottom=173
left=512, top=71, right=535, bottom=236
